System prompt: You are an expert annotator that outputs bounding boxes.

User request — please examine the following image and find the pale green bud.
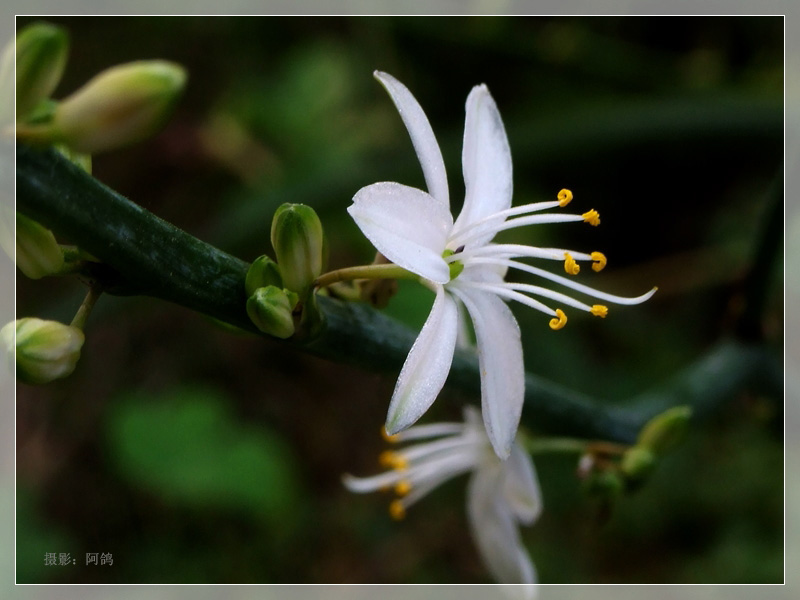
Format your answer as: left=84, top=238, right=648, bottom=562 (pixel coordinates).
left=620, top=447, right=656, bottom=481
left=2, top=318, right=84, bottom=384
left=15, top=213, right=64, bottom=279
left=245, top=255, right=282, bottom=297
left=270, top=203, right=325, bottom=293
left=584, top=470, right=624, bottom=499
left=50, top=60, right=186, bottom=153
left=637, top=406, right=692, bottom=455
left=246, top=286, right=296, bottom=339
left=15, top=22, right=69, bottom=121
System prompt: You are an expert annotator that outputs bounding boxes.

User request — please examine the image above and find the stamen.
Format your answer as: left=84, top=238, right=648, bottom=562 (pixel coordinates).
left=564, top=252, right=580, bottom=275
left=466, top=257, right=658, bottom=306
left=558, top=189, right=573, bottom=207
left=381, top=428, right=400, bottom=443
left=549, top=309, right=568, bottom=330
left=582, top=209, right=600, bottom=226
left=591, top=251, right=607, bottom=272
left=590, top=305, right=608, bottom=318
left=379, top=451, right=408, bottom=470
left=389, top=499, right=406, bottom=520
left=453, top=213, right=586, bottom=249
left=395, top=480, right=412, bottom=496
left=454, top=245, right=465, bottom=254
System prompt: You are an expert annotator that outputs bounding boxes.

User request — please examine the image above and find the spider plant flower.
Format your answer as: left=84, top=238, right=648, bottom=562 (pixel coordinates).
left=348, top=71, right=655, bottom=458
left=344, top=407, right=541, bottom=592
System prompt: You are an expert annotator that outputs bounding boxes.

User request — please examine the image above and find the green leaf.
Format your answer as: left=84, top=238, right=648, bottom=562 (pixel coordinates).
left=105, top=386, right=301, bottom=526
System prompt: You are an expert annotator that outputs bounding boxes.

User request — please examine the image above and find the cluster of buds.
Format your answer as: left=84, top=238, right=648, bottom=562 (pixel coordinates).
left=245, top=203, right=326, bottom=339
left=13, top=21, right=186, bottom=155
left=578, top=406, right=692, bottom=500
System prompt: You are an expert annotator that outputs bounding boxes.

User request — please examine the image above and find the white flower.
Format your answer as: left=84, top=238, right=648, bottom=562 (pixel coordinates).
left=343, top=407, right=542, bottom=593
left=349, top=71, right=655, bottom=458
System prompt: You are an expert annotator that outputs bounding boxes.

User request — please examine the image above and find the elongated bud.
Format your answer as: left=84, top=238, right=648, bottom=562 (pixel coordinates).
left=245, top=255, right=282, bottom=297
left=48, top=60, right=186, bottom=153
left=16, top=213, right=64, bottom=279
left=2, top=318, right=84, bottom=384
left=246, top=286, right=296, bottom=339
left=270, top=203, right=325, bottom=293
left=15, top=22, right=69, bottom=121
left=620, top=447, right=656, bottom=481
left=637, top=406, right=692, bottom=455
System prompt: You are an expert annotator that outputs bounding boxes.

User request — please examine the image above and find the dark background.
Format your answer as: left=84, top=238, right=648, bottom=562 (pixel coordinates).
left=16, top=16, right=783, bottom=584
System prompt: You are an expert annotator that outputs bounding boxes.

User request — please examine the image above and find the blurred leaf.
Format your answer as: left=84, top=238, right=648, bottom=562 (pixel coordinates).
left=15, top=488, right=74, bottom=583
left=105, top=386, right=301, bottom=526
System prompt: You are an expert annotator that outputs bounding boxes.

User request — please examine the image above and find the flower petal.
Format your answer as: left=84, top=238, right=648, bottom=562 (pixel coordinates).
left=385, top=286, right=459, bottom=434
left=374, top=71, right=450, bottom=208
left=452, top=84, right=513, bottom=246
left=467, top=460, right=538, bottom=590
left=349, top=182, right=453, bottom=283
left=450, top=286, right=524, bottom=459
left=503, top=444, right=543, bottom=525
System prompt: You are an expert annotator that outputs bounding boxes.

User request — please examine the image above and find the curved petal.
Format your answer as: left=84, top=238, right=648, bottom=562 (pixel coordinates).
left=349, top=182, right=452, bottom=284
left=374, top=71, right=450, bottom=208
left=467, top=461, right=538, bottom=590
left=452, top=84, right=513, bottom=246
left=503, top=444, right=543, bottom=525
left=450, top=286, right=524, bottom=459
left=385, top=286, right=458, bottom=434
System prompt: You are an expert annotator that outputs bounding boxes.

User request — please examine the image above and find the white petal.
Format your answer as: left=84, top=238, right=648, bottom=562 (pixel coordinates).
left=467, top=460, right=538, bottom=588
left=348, top=182, right=453, bottom=283
left=450, top=286, right=524, bottom=459
left=503, top=444, right=543, bottom=525
left=385, top=287, right=459, bottom=434
left=452, top=84, right=513, bottom=246
left=374, top=71, right=449, bottom=208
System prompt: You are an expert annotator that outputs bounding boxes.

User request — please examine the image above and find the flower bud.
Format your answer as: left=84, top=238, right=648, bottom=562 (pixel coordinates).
left=620, top=447, right=656, bottom=481
left=50, top=60, right=186, bottom=153
left=2, top=318, right=84, bottom=384
left=14, top=22, right=69, bottom=121
left=245, top=255, right=282, bottom=297
left=15, top=213, right=64, bottom=279
left=270, top=203, right=325, bottom=293
left=246, top=286, right=296, bottom=339
left=637, top=405, right=692, bottom=455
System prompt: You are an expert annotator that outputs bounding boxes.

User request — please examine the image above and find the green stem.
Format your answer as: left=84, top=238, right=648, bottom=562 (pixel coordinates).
left=315, top=264, right=418, bottom=288
left=70, top=286, right=101, bottom=330
left=525, top=436, right=628, bottom=456
left=15, top=144, right=782, bottom=443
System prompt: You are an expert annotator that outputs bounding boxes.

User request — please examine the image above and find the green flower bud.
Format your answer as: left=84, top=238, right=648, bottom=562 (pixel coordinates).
left=584, top=470, right=624, bottom=499
left=14, top=22, right=69, bottom=121
left=15, top=213, right=64, bottom=279
left=620, top=447, right=656, bottom=481
left=2, top=318, right=84, bottom=384
left=270, top=203, right=325, bottom=293
left=49, top=60, right=186, bottom=153
left=637, top=405, right=692, bottom=455
left=245, top=255, right=282, bottom=297
left=246, top=286, right=296, bottom=339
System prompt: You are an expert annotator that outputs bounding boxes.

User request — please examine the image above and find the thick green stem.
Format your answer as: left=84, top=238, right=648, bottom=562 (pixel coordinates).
left=16, top=144, right=782, bottom=443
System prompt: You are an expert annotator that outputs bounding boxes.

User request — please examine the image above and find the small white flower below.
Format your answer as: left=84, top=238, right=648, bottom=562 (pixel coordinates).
left=344, top=407, right=541, bottom=594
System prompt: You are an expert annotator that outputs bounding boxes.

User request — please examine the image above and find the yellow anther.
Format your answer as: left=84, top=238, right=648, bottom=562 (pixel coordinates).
left=379, top=450, right=395, bottom=467
left=389, top=499, right=406, bottom=521
left=591, top=251, right=607, bottom=272
left=557, top=188, right=573, bottom=207
left=563, top=252, right=580, bottom=275
left=395, top=480, right=412, bottom=496
left=582, top=209, right=600, bottom=226
left=381, top=428, right=400, bottom=443
left=590, top=305, right=608, bottom=318
left=549, top=309, right=567, bottom=330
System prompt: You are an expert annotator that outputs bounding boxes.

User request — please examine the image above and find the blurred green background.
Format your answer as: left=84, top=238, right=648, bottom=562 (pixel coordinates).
left=16, top=16, right=783, bottom=584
